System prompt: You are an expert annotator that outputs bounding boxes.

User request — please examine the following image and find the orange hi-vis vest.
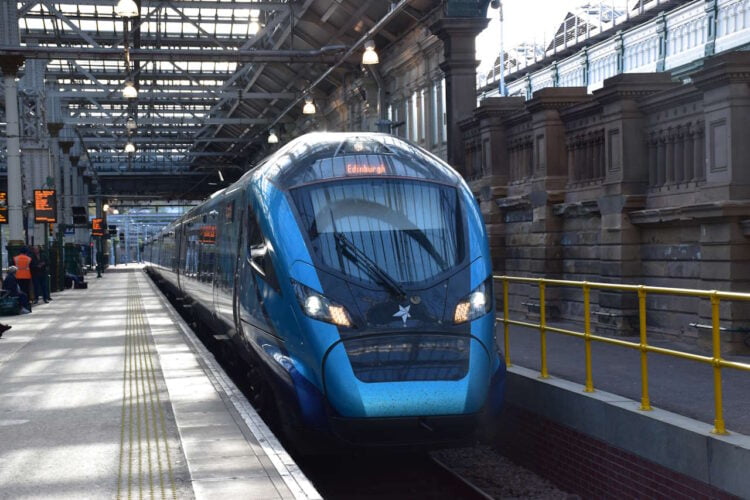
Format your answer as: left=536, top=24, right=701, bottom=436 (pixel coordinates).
left=14, top=254, right=31, bottom=280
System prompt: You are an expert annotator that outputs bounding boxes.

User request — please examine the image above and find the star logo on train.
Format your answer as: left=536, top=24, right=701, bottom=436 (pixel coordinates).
left=393, top=304, right=411, bottom=325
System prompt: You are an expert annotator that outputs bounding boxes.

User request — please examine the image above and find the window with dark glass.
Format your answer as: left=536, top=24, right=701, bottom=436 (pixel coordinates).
left=292, top=179, right=462, bottom=285
left=247, top=206, right=279, bottom=290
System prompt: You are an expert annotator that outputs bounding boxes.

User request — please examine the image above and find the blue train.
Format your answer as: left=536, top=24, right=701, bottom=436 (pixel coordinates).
left=144, top=132, right=505, bottom=448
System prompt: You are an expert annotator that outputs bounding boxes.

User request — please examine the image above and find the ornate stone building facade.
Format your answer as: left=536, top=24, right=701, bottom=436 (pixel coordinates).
left=321, top=9, right=449, bottom=161
left=462, top=52, right=750, bottom=351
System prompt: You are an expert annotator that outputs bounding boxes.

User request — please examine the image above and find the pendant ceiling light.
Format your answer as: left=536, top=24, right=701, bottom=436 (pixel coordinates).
left=302, top=96, right=316, bottom=115
left=362, top=40, right=379, bottom=65
left=122, top=81, right=138, bottom=99
left=115, top=0, right=139, bottom=18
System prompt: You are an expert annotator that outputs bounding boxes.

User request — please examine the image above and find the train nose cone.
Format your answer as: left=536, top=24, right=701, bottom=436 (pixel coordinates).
left=321, top=333, right=492, bottom=418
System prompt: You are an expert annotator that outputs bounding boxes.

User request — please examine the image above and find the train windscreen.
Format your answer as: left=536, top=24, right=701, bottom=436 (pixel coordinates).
left=292, top=179, right=463, bottom=285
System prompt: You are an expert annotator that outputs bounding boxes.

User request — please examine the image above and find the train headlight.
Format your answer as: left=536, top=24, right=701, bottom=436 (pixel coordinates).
left=293, top=281, right=353, bottom=328
left=454, top=278, right=493, bottom=324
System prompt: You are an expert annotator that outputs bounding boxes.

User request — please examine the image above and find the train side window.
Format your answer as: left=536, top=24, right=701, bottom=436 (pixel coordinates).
left=247, top=206, right=279, bottom=290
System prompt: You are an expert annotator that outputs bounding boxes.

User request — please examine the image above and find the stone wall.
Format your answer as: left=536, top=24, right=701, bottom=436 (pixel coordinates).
left=463, top=52, right=750, bottom=352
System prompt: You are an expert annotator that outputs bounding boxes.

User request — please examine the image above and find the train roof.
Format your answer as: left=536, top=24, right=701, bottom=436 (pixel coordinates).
left=153, top=133, right=465, bottom=239
left=251, top=132, right=463, bottom=190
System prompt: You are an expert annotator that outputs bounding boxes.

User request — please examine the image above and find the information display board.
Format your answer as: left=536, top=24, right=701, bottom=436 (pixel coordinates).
left=0, top=192, right=7, bottom=224
left=92, top=217, right=105, bottom=237
left=34, top=189, right=57, bottom=223
left=72, top=206, right=88, bottom=225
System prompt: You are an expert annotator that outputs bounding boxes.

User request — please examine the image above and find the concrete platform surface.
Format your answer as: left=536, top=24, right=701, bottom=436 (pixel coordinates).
left=0, top=265, right=320, bottom=499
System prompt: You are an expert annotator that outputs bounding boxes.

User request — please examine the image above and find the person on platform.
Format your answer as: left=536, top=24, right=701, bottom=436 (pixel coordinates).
left=30, top=246, right=51, bottom=304
left=13, top=247, right=33, bottom=300
left=3, top=266, right=31, bottom=314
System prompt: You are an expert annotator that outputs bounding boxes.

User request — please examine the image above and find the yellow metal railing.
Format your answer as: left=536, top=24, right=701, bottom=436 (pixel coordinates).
left=495, top=275, right=750, bottom=435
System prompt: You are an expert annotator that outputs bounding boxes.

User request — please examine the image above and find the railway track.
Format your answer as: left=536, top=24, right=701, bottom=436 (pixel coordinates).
left=430, top=455, right=495, bottom=500
left=297, top=452, right=493, bottom=500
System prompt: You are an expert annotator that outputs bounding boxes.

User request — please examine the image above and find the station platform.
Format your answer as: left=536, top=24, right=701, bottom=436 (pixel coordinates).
left=0, top=266, right=320, bottom=499
left=503, top=321, right=750, bottom=435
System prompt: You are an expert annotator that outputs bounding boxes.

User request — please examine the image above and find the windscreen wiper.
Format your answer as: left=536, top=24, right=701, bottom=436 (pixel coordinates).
left=333, top=230, right=407, bottom=299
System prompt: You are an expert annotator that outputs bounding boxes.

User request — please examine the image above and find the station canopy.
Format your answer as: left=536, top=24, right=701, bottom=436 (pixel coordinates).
left=4, top=0, right=436, bottom=200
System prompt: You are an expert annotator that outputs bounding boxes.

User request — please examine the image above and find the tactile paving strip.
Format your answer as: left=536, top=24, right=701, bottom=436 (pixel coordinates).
left=117, top=274, right=178, bottom=500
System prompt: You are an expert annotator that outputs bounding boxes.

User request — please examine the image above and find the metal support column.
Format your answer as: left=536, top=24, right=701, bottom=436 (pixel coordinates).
left=47, top=85, right=65, bottom=291
left=95, top=193, right=102, bottom=278
left=19, top=60, right=50, bottom=246
left=0, top=0, right=24, bottom=260
left=71, top=152, right=88, bottom=248
left=1, top=58, right=25, bottom=253
left=47, top=123, right=64, bottom=291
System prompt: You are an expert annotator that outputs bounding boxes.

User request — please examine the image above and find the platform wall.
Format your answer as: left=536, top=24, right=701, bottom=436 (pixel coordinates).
left=496, top=367, right=750, bottom=499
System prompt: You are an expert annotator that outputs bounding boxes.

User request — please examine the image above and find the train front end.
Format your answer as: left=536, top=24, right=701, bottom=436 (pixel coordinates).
left=261, top=133, right=505, bottom=448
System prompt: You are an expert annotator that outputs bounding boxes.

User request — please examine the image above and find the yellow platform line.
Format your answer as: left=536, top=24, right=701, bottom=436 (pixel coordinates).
left=117, top=275, right=178, bottom=500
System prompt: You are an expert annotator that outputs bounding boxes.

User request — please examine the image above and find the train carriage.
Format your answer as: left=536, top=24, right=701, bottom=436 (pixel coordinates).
left=145, top=132, right=506, bottom=449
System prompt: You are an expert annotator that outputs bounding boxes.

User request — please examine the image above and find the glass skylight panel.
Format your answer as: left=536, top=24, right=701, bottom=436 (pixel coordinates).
left=80, top=20, right=98, bottom=32
left=215, top=23, right=232, bottom=35
left=145, top=21, right=159, bottom=34
left=97, top=20, right=116, bottom=33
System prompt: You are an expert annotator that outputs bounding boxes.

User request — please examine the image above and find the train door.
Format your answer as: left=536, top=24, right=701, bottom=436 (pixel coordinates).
left=235, top=204, right=280, bottom=343
left=235, top=206, right=261, bottom=343
left=176, top=224, right=185, bottom=291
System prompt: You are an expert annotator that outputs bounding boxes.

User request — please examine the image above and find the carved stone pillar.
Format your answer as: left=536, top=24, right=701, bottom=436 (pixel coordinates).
left=704, top=0, right=718, bottom=57
left=430, top=16, right=489, bottom=175
left=566, top=139, right=575, bottom=181
left=656, top=132, right=666, bottom=186
left=693, top=122, right=705, bottom=181
left=665, top=128, right=674, bottom=184
left=684, top=124, right=694, bottom=182
left=647, top=133, right=657, bottom=187
left=693, top=53, right=750, bottom=197
left=674, top=125, right=685, bottom=183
